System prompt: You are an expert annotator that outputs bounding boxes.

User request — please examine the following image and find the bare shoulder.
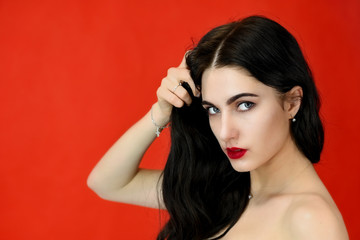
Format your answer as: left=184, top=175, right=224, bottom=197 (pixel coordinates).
left=283, top=193, right=348, bottom=240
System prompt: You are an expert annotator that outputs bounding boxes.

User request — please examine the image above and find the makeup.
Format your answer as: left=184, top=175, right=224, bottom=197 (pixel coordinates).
left=226, top=147, right=247, bottom=159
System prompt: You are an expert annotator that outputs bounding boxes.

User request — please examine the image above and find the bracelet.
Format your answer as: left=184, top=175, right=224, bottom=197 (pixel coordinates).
left=150, top=106, right=169, bottom=137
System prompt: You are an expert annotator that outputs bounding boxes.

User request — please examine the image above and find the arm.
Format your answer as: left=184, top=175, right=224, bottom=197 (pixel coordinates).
left=87, top=105, right=166, bottom=209
left=87, top=54, right=198, bottom=209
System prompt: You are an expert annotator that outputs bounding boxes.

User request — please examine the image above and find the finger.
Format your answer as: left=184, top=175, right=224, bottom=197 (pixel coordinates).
left=167, top=67, right=200, bottom=97
left=176, top=72, right=200, bottom=98
left=164, top=77, right=191, bottom=103
left=157, top=85, right=185, bottom=108
left=183, top=77, right=200, bottom=98
left=173, top=86, right=192, bottom=106
left=164, top=69, right=188, bottom=91
left=160, top=75, right=192, bottom=106
left=167, top=67, right=191, bottom=82
left=177, top=52, right=200, bottom=97
left=166, top=81, right=192, bottom=105
left=162, top=74, right=182, bottom=93
left=178, top=51, right=189, bottom=69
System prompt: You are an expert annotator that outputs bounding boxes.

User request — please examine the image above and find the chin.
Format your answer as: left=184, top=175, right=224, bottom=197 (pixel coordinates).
left=228, top=160, right=256, bottom=173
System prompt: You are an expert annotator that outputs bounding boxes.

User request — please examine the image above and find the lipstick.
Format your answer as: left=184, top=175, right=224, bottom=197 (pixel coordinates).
left=226, top=147, right=247, bottom=159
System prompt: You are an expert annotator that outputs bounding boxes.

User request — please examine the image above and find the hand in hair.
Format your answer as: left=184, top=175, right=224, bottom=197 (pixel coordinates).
left=152, top=53, right=199, bottom=127
left=87, top=52, right=199, bottom=209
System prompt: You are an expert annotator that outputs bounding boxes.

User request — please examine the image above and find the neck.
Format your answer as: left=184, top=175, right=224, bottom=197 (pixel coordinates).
left=250, top=137, right=312, bottom=199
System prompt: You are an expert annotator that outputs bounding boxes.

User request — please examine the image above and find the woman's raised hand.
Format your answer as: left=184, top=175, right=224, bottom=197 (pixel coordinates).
left=153, top=53, right=199, bottom=126
left=88, top=53, right=199, bottom=209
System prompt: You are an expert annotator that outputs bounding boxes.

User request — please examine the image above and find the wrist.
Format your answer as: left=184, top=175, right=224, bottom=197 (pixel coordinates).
left=150, top=103, right=170, bottom=137
left=151, top=103, right=170, bottom=126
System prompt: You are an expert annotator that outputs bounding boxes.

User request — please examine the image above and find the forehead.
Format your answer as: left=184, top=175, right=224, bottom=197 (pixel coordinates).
left=202, top=67, right=268, bottom=99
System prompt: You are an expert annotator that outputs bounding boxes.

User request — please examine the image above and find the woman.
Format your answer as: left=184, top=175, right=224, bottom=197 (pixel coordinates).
left=87, top=16, right=348, bottom=239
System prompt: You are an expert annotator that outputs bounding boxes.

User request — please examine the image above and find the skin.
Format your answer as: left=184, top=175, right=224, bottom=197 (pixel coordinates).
left=87, top=55, right=348, bottom=239
left=87, top=55, right=193, bottom=209
left=202, top=67, right=296, bottom=174
left=201, top=67, right=348, bottom=239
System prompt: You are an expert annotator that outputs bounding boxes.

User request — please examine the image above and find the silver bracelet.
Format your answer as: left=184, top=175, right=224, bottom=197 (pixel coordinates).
left=150, top=106, right=168, bottom=137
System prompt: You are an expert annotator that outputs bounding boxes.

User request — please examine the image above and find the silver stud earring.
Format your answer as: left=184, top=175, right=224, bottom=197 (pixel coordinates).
left=292, top=118, right=296, bottom=122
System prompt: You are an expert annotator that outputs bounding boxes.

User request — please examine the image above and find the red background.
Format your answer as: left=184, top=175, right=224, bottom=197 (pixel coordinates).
left=1, top=0, right=359, bottom=239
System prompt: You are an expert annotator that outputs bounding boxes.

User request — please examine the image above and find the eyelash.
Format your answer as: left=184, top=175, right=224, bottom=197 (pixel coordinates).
left=205, top=101, right=255, bottom=115
left=206, top=106, right=220, bottom=115
left=238, top=101, right=255, bottom=111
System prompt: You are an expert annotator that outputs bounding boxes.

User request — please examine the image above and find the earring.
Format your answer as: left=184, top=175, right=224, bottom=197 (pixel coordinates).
left=290, top=115, right=296, bottom=122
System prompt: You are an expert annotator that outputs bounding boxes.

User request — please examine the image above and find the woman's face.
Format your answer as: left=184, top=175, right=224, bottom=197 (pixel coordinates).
left=201, top=67, right=292, bottom=172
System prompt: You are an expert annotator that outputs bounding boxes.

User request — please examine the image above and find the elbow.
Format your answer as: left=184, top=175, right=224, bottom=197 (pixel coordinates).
left=87, top=176, right=106, bottom=199
left=86, top=173, right=117, bottom=201
left=86, top=175, right=94, bottom=190
left=87, top=172, right=101, bottom=194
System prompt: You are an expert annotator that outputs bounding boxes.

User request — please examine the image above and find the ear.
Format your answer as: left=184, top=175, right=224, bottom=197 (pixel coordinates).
left=283, top=86, right=303, bottom=120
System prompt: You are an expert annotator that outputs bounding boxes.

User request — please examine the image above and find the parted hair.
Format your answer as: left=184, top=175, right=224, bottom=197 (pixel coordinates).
left=157, top=15, right=324, bottom=240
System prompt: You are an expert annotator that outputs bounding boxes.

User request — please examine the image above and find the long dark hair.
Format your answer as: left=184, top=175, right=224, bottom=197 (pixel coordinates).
left=157, top=15, right=324, bottom=240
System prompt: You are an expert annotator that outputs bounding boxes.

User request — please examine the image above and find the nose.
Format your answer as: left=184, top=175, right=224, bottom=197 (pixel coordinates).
left=219, top=112, right=238, bottom=142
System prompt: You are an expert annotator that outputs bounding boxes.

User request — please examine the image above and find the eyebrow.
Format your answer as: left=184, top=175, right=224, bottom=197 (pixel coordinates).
left=202, top=93, right=259, bottom=106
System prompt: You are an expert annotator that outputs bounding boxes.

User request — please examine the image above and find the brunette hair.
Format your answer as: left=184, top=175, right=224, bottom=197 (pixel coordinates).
left=157, top=15, right=324, bottom=240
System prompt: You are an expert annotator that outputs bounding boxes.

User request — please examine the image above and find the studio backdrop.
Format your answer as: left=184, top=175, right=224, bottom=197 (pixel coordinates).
left=0, top=0, right=359, bottom=239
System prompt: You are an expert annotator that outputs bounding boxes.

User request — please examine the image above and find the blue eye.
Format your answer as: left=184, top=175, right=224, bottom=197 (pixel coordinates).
left=238, top=102, right=254, bottom=111
left=207, top=106, right=220, bottom=115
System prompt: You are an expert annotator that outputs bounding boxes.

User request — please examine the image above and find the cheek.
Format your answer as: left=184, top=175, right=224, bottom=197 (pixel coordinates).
left=251, top=106, right=289, bottom=151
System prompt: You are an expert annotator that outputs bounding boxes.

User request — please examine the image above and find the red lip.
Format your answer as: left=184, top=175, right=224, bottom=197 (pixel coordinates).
left=226, top=147, right=247, bottom=159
